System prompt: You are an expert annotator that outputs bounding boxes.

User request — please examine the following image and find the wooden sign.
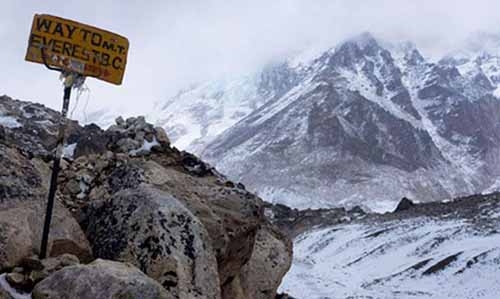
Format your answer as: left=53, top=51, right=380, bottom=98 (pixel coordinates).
left=25, top=14, right=129, bottom=85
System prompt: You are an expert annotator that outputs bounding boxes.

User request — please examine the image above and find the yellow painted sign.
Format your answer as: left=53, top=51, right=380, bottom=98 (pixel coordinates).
left=25, top=14, right=129, bottom=85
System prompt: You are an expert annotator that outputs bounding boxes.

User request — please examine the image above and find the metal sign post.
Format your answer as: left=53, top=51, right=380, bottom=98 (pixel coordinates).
left=39, top=73, right=77, bottom=259
left=24, top=13, right=129, bottom=259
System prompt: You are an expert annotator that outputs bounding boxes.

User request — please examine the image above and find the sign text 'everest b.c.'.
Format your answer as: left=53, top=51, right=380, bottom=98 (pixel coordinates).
left=25, top=14, right=129, bottom=85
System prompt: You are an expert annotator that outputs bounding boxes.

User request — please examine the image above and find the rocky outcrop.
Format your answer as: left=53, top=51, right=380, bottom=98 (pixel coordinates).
left=1, top=254, right=80, bottom=293
left=0, top=95, right=292, bottom=299
left=32, top=259, right=171, bottom=299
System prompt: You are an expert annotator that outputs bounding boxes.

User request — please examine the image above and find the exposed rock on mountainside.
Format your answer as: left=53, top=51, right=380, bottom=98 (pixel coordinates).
left=264, top=203, right=366, bottom=238
left=152, top=32, right=500, bottom=211
left=394, top=197, right=415, bottom=212
left=0, top=95, right=291, bottom=299
left=279, top=192, right=500, bottom=298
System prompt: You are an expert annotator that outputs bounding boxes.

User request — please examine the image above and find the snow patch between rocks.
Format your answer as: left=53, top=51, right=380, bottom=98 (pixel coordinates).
left=0, top=115, right=22, bottom=128
left=129, top=137, right=160, bottom=156
left=0, top=274, right=31, bottom=299
left=63, top=143, right=77, bottom=159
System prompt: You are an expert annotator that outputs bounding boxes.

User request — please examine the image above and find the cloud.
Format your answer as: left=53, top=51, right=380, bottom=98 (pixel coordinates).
left=1, top=0, right=500, bottom=121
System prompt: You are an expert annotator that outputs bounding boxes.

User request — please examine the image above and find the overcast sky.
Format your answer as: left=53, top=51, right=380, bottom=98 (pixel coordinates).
left=2, top=0, right=500, bottom=122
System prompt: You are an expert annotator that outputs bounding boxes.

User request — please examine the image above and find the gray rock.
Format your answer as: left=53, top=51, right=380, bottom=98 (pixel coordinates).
left=32, top=259, right=170, bottom=299
left=65, top=179, right=81, bottom=195
left=134, top=116, right=147, bottom=131
left=115, top=116, right=125, bottom=127
left=72, top=124, right=108, bottom=158
left=85, top=186, right=221, bottom=299
left=116, top=138, right=140, bottom=152
left=155, top=127, right=170, bottom=145
left=125, top=117, right=136, bottom=128
left=134, top=130, right=145, bottom=143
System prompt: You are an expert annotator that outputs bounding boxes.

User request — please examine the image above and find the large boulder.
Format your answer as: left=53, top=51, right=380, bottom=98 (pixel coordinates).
left=0, top=143, right=92, bottom=271
left=84, top=186, right=221, bottom=299
left=138, top=158, right=263, bottom=288
left=0, top=201, right=92, bottom=270
left=32, top=259, right=170, bottom=299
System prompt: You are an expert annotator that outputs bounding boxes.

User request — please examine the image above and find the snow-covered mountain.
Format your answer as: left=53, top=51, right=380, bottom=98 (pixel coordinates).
left=152, top=32, right=500, bottom=211
left=149, top=63, right=300, bottom=153
left=277, top=192, right=500, bottom=298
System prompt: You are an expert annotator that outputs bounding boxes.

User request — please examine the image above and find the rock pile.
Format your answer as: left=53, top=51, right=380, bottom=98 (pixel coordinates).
left=3, top=254, right=80, bottom=293
left=0, top=96, right=292, bottom=299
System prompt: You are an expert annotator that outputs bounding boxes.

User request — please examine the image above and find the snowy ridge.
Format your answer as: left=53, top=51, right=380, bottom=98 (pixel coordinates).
left=148, top=74, right=267, bottom=152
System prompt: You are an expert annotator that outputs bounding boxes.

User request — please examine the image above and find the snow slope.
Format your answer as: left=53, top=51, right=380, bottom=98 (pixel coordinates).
left=279, top=193, right=500, bottom=298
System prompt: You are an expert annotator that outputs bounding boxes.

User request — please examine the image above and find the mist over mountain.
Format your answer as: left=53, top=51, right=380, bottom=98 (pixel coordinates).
left=150, top=32, right=500, bottom=212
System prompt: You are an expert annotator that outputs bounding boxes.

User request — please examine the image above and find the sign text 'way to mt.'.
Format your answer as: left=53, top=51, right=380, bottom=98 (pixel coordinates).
left=25, top=14, right=129, bottom=85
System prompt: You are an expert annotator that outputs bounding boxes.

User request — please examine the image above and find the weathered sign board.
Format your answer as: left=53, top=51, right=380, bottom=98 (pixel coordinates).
left=25, top=14, right=129, bottom=85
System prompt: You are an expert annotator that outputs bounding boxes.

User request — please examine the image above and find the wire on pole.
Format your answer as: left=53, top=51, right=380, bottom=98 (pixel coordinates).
left=38, top=47, right=85, bottom=259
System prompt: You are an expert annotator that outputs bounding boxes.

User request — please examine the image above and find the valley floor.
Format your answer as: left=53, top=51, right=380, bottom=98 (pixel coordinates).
left=279, top=194, right=500, bottom=299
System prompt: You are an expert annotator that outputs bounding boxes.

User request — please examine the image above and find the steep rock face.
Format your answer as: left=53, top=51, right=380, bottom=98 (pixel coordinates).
left=32, top=259, right=171, bottom=299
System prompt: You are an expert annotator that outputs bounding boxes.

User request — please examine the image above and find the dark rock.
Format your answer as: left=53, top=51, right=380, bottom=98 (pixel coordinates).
left=71, top=124, right=108, bottom=158
left=394, top=197, right=416, bottom=212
